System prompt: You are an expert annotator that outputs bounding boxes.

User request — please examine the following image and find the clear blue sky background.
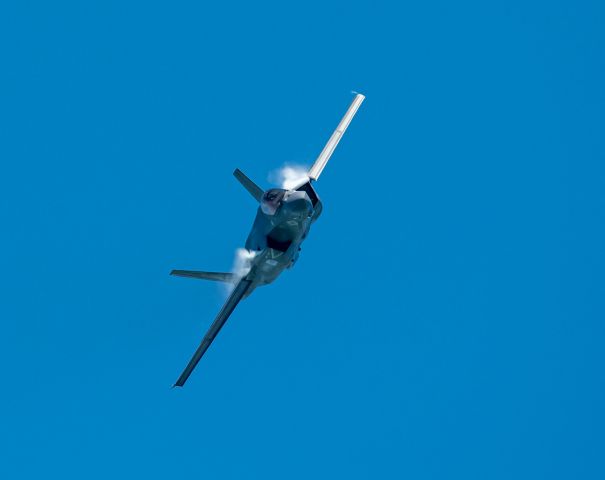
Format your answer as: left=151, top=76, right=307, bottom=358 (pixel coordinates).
left=1, top=1, right=603, bottom=478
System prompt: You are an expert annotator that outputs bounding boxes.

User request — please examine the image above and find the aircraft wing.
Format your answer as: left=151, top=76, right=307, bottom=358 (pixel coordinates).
left=173, top=278, right=253, bottom=387
left=308, top=93, right=365, bottom=181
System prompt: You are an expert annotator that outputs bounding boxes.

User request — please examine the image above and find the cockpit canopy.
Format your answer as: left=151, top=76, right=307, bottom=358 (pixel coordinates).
left=261, top=189, right=285, bottom=215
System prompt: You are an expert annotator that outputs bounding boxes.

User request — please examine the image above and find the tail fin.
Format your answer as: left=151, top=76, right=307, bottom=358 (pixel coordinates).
left=233, top=168, right=263, bottom=201
left=170, top=270, right=235, bottom=283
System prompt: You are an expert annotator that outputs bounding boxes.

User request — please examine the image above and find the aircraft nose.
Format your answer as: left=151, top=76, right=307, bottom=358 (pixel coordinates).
left=282, top=191, right=313, bottom=214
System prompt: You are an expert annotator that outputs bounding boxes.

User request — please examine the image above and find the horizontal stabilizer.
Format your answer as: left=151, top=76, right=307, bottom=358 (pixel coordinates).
left=234, top=168, right=263, bottom=201
left=170, top=270, right=235, bottom=283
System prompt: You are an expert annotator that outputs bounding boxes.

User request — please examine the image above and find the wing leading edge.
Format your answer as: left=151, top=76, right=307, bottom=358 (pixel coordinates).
left=173, top=278, right=253, bottom=387
left=308, top=93, right=365, bottom=181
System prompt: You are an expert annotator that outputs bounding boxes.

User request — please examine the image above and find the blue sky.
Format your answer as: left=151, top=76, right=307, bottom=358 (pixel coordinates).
left=1, top=1, right=604, bottom=478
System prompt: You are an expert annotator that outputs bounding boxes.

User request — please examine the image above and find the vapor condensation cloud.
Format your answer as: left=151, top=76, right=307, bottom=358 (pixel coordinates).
left=268, top=164, right=309, bottom=190
left=224, top=248, right=256, bottom=295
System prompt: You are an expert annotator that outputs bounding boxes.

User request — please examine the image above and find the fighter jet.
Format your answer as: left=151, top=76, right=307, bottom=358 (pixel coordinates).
left=171, top=93, right=365, bottom=386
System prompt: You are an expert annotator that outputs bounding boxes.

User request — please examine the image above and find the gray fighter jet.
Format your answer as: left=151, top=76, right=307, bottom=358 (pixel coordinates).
left=171, top=93, right=365, bottom=386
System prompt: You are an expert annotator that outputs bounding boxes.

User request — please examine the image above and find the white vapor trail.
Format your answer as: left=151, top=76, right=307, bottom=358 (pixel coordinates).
left=224, top=248, right=256, bottom=295
left=268, top=164, right=309, bottom=190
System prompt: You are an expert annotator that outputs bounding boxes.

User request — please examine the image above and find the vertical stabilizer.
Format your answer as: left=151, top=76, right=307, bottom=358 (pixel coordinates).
left=234, top=168, right=263, bottom=201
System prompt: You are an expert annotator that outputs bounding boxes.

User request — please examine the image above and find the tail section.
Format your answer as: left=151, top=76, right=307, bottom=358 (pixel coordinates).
left=233, top=168, right=263, bottom=201
left=170, top=270, right=235, bottom=283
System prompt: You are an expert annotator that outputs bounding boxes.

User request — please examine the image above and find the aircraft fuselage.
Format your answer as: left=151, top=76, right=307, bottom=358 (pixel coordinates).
left=242, top=185, right=321, bottom=293
left=170, top=93, right=364, bottom=386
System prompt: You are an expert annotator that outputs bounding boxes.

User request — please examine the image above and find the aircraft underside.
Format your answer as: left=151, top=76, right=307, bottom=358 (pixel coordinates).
left=170, top=93, right=365, bottom=386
